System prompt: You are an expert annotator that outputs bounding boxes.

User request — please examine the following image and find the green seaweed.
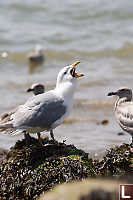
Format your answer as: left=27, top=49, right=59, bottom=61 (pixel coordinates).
left=0, top=138, right=92, bottom=200
left=1, top=137, right=133, bottom=200
left=93, top=144, right=133, bottom=176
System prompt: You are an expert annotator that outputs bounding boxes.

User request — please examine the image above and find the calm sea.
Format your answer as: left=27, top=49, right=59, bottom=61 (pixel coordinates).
left=0, top=0, right=133, bottom=156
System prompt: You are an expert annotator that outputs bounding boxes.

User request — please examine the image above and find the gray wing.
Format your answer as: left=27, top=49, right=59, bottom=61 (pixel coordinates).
left=116, top=102, right=133, bottom=128
left=12, top=91, right=66, bottom=129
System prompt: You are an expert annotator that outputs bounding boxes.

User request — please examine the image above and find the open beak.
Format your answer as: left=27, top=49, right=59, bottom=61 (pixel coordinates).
left=107, top=92, right=117, bottom=96
left=27, top=88, right=33, bottom=93
left=71, top=61, right=84, bottom=78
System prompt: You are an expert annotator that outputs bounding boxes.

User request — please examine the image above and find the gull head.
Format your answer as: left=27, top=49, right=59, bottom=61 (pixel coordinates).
left=34, top=45, right=43, bottom=54
left=108, top=87, right=132, bottom=100
left=27, top=83, right=45, bottom=95
left=55, top=61, right=84, bottom=98
left=56, top=61, right=84, bottom=87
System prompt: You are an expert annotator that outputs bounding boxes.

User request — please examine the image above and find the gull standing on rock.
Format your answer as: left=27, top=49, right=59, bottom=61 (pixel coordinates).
left=0, top=61, right=84, bottom=141
left=108, top=87, right=133, bottom=145
left=0, top=83, right=45, bottom=141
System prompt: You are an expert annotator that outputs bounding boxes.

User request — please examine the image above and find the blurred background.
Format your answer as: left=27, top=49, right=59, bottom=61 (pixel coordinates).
left=0, top=0, right=133, bottom=156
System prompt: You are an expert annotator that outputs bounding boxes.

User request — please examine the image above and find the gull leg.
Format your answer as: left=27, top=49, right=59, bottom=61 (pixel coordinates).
left=23, top=131, right=30, bottom=139
left=23, top=131, right=31, bottom=145
left=50, top=130, right=55, bottom=141
left=37, top=132, right=43, bottom=145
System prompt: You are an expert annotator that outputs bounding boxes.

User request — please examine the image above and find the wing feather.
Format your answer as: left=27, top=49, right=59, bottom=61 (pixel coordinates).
left=12, top=91, right=66, bottom=129
left=116, top=102, right=133, bottom=128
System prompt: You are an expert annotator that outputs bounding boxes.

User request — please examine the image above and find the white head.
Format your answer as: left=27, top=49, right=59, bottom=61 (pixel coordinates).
left=27, top=83, right=45, bottom=95
left=55, top=61, right=84, bottom=98
left=35, top=45, right=43, bottom=54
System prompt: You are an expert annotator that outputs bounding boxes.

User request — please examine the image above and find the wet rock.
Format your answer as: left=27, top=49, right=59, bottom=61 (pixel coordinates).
left=0, top=136, right=133, bottom=200
left=0, top=137, right=93, bottom=200
left=97, top=119, right=109, bottom=125
left=93, top=144, right=133, bottom=176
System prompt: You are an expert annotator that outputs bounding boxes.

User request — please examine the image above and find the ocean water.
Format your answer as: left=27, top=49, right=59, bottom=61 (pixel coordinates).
left=0, top=0, right=133, bottom=155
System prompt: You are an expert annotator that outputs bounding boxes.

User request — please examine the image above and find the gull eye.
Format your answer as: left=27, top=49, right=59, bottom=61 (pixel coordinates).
left=64, top=71, right=67, bottom=75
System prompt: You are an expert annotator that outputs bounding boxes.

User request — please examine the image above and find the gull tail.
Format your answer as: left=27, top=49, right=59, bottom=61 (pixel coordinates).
left=0, top=123, right=13, bottom=130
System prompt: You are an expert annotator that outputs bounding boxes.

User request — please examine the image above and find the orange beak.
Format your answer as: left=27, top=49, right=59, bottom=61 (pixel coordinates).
left=71, top=61, right=84, bottom=78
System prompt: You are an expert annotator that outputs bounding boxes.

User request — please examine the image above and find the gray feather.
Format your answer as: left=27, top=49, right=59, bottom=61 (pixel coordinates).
left=116, top=102, right=133, bottom=128
left=12, top=91, right=66, bottom=129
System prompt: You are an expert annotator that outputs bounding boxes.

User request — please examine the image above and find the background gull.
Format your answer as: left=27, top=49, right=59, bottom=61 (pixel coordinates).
left=0, top=61, right=84, bottom=141
left=0, top=83, right=45, bottom=141
left=28, top=45, right=45, bottom=63
left=108, top=87, right=133, bottom=146
left=27, top=83, right=45, bottom=96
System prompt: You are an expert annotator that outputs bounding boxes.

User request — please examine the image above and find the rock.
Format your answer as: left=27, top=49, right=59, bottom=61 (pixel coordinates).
left=0, top=137, right=93, bottom=200
left=0, top=136, right=133, bottom=200
left=93, top=143, right=133, bottom=176
left=97, top=119, right=109, bottom=125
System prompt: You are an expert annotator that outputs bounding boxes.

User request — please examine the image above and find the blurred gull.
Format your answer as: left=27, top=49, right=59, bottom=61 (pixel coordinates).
left=27, top=83, right=45, bottom=96
left=1, top=52, right=8, bottom=58
left=0, top=61, right=84, bottom=141
left=28, top=45, right=45, bottom=63
left=108, top=87, right=133, bottom=145
left=0, top=83, right=45, bottom=141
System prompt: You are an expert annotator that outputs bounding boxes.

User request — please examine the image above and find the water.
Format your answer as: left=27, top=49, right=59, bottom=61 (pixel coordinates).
left=0, top=0, right=133, bottom=156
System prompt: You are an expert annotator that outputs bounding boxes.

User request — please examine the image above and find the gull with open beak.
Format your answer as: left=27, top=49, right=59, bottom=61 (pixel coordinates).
left=0, top=61, right=84, bottom=141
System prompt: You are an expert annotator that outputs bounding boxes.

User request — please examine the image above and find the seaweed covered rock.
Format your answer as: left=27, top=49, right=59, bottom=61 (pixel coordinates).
left=0, top=137, right=94, bottom=200
left=94, top=143, right=133, bottom=176
left=1, top=136, right=133, bottom=200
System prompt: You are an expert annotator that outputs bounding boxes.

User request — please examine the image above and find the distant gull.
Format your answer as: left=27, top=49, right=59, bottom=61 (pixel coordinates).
left=108, top=87, right=133, bottom=145
left=28, top=45, right=45, bottom=63
left=0, top=83, right=45, bottom=141
left=1, top=52, right=8, bottom=58
left=0, top=61, right=84, bottom=141
left=27, top=83, right=45, bottom=96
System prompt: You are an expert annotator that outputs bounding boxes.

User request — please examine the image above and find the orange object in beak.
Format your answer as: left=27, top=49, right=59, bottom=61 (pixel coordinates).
left=74, top=72, right=84, bottom=78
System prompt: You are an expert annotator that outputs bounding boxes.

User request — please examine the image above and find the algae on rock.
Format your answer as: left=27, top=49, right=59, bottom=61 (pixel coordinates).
left=0, top=137, right=94, bottom=200
left=1, top=136, right=133, bottom=200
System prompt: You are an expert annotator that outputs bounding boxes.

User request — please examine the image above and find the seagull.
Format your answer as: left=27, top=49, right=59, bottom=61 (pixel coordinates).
left=108, top=87, right=133, bottom=145
left=27, top=83, right=45, bottom=96
left=0, top=83, right=45, bottom=141
left=28, top=45, right=45, bottom=63
left=0, top=61, right=84, bottom=141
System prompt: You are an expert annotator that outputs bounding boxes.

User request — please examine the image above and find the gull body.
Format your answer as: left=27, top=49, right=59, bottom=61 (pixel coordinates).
left=0, top=83, right=45, bottom=122
left=108, top=87, right=133, bottom=144
left=28, top=45, right=44, bottom=63
left=0, top=83, right=45, bottom=140
left=0, top=62, right=84, bottom=140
